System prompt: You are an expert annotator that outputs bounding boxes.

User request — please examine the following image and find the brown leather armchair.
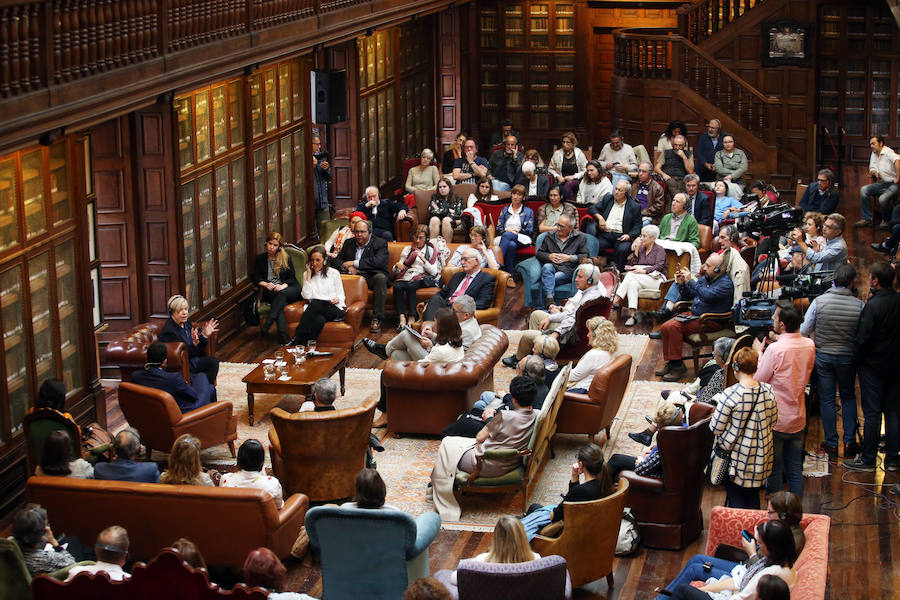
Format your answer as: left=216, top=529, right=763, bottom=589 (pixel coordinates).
left=672, top=299, right=736, bottom=373
left=267, top=399, right=376, bottom=502
left=531, top=478, right=629, bottom=589
left=619, top=403, right=715, bottom=549
left=117, top=382, right=237, bottom=459
left=283, top=274, right=368, bottom=349
left=105, top=321, right=218, bottom=383
left=555, top=354, right=632, bottom=443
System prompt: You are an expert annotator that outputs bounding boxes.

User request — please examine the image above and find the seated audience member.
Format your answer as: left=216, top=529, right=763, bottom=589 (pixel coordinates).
left=549, top=131, right=588, bottom=201
left=613, top=224, right=667, bottom=327
left=493, top=185, right=536, bottom=273
left=392, top=225, right=443, bottom=329
left=655, top=134, right=695, bottom=200
left=405, top=149, right=440, bottom=194
left=170, top=538, right=207, bottom=570
left=655, top=120, right=690, bottom=160
left=871, top=202, right=900, bottom=255
left=159, top=294, right=219, bottom=386
left=538, top=186, right=578, bottom=233
left=856, top=134, right=900, bottom=227
left=799, top=170, right=839, bottom=215
left=448, top=226, right=499, bottom=270
left=159, top=434, right=216, bottom=486
left=713, top=180, right=743, bottom=223
left=519, top=443, right=613, bottom=540
left=660, top=193, right=701, bottom=248
left=291, top=245, right=346, bottom=344
left=341, top=468, right=399, bottom=510
left=684, top=174, right=713, bottom=227
left=422, top=248, right=496, bottom=321
left=466, top=177, right=498, bottom=209
left=451, top=139, right=489, bottom=186
left=746, top=180, right=778, bottom=212
left=243, top=547, right=316, bottom=600
left=608, top=402, right=685, bottom=481
left=94, top=427, right=160, bottom=483
left=490, top=119, right=519, bottom=147
left=503, top=263, right=606, bottom=367
left=404, top=578, right=452, bottom=600
left=757, top=574, right=792, bottom=600
left=356, top=185, right=408, bottom=241
left=34, top=378, right=68, bottom=413
left=567, top=317, right=618, bottom=393
left=584, top=179, right=643, bottom=270
left=132, top=342, right=216, bottom=413
left=36, top=430, right=93, bottom=479
left=429, top=377, right=538, bottom=521
left=660, top=519, right=797, bottom=600
left=575, top=160, right=612, bottom=206
left=66, top=526, right=130, bottom=582
left=12, top=504, right=77, bottom=575
left=474, top=354, right=551, bottom=417
left=428, top=180, right=463, bottom=241
left=656, top=253, right=734, bottom=382
left=517, top=159, right=550, bottom=201
left=324, top=212, right=365, bottom=258
left=299, top=377, right=339, bottom=412
left=448, top=516, right=540, bottom=586
left=252, top=232, right=301, bottom=344
left=221, top=439, right=284, bottom=509
left=536, top=214, right=589, bottom=308
left=714, top=134, right=748, bottom=199
left=634, top=161, right=665, bottom=225
left=598, top=130, right=638, bottom=185
left=488, top=135, right=523, bottom=192
left=789, top=212, right=848, bottom=273
left=332, top=218, right=390, bottom=333
left=441, top=132, right=467, bottom=179
left=695, top=119, right=723, bottom=182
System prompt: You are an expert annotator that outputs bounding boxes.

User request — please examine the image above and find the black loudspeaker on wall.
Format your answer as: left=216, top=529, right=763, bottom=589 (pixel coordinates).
left=311, top=69, right=347, bottom=124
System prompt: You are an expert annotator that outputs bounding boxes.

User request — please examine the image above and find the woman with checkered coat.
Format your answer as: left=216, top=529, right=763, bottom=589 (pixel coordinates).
left=709, top=346, right=778, bottom=509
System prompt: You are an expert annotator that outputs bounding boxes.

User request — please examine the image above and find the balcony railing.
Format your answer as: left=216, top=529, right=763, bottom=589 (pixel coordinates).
left=676, top=0, right=766, bottom=45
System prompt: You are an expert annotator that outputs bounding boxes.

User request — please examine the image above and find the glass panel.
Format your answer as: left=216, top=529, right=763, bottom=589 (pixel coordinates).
left=291, top=61, right=303, bottom=122
left=264, top=68, right=277, bottom=132
left=279, top=64, right=291, bottom=126
left=197, top=173, right=214, bottom=304
left=49, top=140, right=70, bottom=227
left=0, top=157, right=17, bottom=252
left=22, top=149, right=46, bottom=240
left=29, top=252, right=54, bottom=396
left=253, top=148, right=266, bottom=251
left=359, top=96, right=369, bottom=186
left=365, top=37, right=376, bottom=87
left=232, top=157, right=248, bottom=282
left=250, top=73, right=263, bottom=138
left=195, top=91, right=211, bottom=163
left=181, top=181, right=198, bottom=309
left=480, top=8, right=498, bottom=48
left=56, top=239, right=81, bottom=392
left=228, top=80, right=244, bottom=149
left=505, top=4, right=524, bottom=48
left=293, top=130, right=308, bottom=241
left=280, top=135, right=294, bottom=240
left=376, top=33, right=386, bottom=83
left=266, top=141, right=280, bottom=235
left=215, top=165, right=232, bottom=294
left=377, top=91, right=387, bottom=184
left=555, top=2, right=574, bottom=48
left=2, top=266, right=27, bottom=436
left=212, top=85, right=228, bottom=156
left=530, top=4, right=549, bottom=49
left=386, top=91, right=396, bottom=181
left=82, top=135, right=93, bottom=195
left=176, top=96, right=194, bottom=168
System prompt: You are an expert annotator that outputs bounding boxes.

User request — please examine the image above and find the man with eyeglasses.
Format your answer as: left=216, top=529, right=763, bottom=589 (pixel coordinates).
left=789, top=212, right=848, bottom=273
left=535, top=214, right=589, bottom=309
left=635, top=161, right=665, bottom=225
left=654, top=134, right=695, bottom=203
left=331, top=218, right=390, bottom=333
left=452, top=139, right=489, bottom=185
left=799, top=168, right=840, bottom=215
left=421, top=247, right=496, bottom=323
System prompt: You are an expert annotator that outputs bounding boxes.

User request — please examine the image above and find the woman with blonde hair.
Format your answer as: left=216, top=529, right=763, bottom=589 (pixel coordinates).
left=251, top=231, right=301, bottom=345
left=607, top=401, right=686, bottom=480
left=159, top=434, right=215, bottom=486
left=160, top=294, right=219, bottom=384
left=448, top=516, right=540, bottom=585
left=567, top=317, right=617, bottom=393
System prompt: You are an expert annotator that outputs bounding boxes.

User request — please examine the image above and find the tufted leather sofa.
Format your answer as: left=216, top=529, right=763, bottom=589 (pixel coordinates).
left=25, top=475, right=309, bottom=568
left=283, top=274, right=368, bottom=349
left=105, top=321, right=218, bottom=383
left=555, top=353, right=632, bottom=443
left=382, top=325, right=508, bottom=435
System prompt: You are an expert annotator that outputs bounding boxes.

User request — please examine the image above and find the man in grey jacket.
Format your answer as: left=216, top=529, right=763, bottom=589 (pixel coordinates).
left=536, top=214, right=590, bottom=308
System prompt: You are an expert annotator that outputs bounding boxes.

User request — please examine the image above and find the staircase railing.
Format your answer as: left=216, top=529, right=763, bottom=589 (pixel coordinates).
left=613, top=29, right=777, bottom=146
left=677, top=0, right=766, bottom=44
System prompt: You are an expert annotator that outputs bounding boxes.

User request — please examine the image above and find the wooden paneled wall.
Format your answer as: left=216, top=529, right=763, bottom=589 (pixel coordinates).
left=326, top=42, right=360, bottom=212
left=437, top=7, right=464, bottom=151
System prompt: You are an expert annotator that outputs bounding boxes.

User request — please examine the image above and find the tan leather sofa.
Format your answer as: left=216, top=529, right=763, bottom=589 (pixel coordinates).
left=283, top=274, right=368, bottom=349
left=555, top=354, right=632, bottom=443
left=25, top=475, right=308, bottom=567
left=268, top=400, right=376, bottom=502
left=117, top=382, right=238, bottom=459
left=382, top=325, right=508, bottom=435
left=105, top=321, right=218, bottom=383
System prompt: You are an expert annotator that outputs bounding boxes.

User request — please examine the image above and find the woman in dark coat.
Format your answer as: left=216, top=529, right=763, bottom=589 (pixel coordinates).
left=159, top=294, right=220, bottom=384
left=251, top=231, right=301, bottom=345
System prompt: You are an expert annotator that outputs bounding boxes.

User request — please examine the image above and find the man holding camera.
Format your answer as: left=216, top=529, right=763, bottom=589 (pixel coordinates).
left=789, top=212, right=847, bottom=273
left=312, top=135, right=332, bottom=224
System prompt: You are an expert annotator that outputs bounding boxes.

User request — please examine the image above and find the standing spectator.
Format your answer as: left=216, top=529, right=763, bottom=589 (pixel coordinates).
left=654, top=134, right=695, bottom=201
left=856, top=135, right=900, bottom=227
left=799, top=169, right=840, bottom=215
left=845, top=262, right=900, bottom=472
left=548, top=132, right=588, bottom=201
left=714, top=134, right=748, bottom=199
left=597, top=130, right=637, bottom=186
left=800, top=264, right=864, bottom=459
left=312, top=135, right=332, bottom=224
left=695, top=118, right=723, bottom=182
left=754, top=301, right=815, bottom=497
left=488, top=135, right=523, bottom=192
left=451, top=139, right=489, bottom=186
left=709, top=347, right=778, bottom=509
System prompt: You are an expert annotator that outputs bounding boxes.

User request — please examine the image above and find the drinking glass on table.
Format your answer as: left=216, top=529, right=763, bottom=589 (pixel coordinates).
left=263, top=363, right=276, bottom=380
left=307, top=340, right=317, bottom=355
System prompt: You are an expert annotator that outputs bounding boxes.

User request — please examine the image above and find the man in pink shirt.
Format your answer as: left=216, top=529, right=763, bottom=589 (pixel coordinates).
left=753, top=300, right=815, bottom=497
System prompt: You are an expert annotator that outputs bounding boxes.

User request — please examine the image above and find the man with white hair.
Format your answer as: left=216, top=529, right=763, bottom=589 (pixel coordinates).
left=503, top=263, right=607, bottom=368
left=420, top=247, right=496, bottom=322
left=536, top=213, right=590, bottom=308
left=355, top=185, right=407, bottom=241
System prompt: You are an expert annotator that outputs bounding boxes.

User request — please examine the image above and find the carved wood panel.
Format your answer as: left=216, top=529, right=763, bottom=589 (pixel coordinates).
left=437, top=7, right=462, bottom=151
left=325, top=42, right=359, bottom=211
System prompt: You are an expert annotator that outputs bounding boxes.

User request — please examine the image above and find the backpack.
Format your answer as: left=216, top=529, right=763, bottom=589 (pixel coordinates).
left=615, top=508, right=641, bottom=556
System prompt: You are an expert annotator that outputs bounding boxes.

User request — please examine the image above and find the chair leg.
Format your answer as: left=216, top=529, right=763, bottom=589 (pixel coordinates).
left=227, top=441, right=236, bottom=458
left=692, top=347, right=700, bottom=374
left=606, top=573, right=614, bottom=589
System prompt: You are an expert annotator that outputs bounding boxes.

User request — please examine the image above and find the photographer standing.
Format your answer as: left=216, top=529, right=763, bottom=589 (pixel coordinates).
left=313, top=135, right=332, bottom=224
left=789, top=212, right=847, bottom=273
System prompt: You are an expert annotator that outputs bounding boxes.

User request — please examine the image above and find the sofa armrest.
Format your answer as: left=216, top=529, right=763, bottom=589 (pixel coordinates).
left=482, top=448, right=522, bottom=460
left=343, top=300, right=366, bottom=333
left=163, top=342, right=191, bottom=382
left=278, top=493, right=310, bottom=527
left=562, top=391, right=591, bottom=404
left=516, top=257, right=541, bottom=287
left=270, top=492, right=310, bottom=558
left=705, top=506, right=767, bottom=555
left=175, top=401, right=233, bottom=427
left=619, top=470, right=665, bottom=492
left=409, top=512, right=441, bottom=560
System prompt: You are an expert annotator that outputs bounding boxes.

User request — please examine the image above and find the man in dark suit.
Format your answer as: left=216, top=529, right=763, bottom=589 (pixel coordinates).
left=131, top=343, right=215, bottom=413
left=332, top=218, right=390, bottom=333
left=356, top=185, right=407, bottom=241
left=684, top=174, right=713, bottom=227
left=93, top=428, right=160, bottom=483
left=422, top=248, right=496, bottom=322
left=584, top=179, right=643, bottom=270
left=799, top=168, right=840, bottom=215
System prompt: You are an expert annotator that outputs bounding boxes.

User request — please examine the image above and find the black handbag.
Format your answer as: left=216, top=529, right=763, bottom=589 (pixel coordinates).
left=243, top=291, right=261, bottom=326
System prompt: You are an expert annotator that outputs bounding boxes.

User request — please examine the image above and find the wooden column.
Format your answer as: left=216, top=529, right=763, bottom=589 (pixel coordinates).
left=326, top=41, right=359, bottom=212
left=436, top=7, right=462, bottom=152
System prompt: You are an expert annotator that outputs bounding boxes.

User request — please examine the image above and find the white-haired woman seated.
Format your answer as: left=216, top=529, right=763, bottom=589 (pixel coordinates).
left=613, top=224, right=668, bottom=327
left=405, top=148, right=440, bottom=193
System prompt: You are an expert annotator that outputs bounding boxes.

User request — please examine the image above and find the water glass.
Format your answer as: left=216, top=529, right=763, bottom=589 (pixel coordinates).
left=307, top=340, right=317, bottom=355
left=263, top=363, right=276, bottom=380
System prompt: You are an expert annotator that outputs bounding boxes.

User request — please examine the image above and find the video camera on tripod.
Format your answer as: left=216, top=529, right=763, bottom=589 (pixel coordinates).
left=780, top=270, right=834, bottom=300
left=735, top=203, right=804, bottom=237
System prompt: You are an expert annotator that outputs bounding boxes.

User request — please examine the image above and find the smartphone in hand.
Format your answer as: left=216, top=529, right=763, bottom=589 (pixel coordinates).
left=741, top=529, right=755, bottom=543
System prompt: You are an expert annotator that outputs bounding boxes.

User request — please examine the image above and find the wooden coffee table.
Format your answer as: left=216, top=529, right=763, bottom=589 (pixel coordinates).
left=241, top=347, right=350, bottom=425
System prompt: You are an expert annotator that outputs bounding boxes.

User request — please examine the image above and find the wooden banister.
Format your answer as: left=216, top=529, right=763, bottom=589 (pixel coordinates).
left=676, top=0, right=766, bottom=44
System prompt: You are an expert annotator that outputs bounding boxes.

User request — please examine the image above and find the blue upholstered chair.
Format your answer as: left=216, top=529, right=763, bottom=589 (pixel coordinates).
left=433, top=554, right=572, bottom=600
left=305, top=505, right=441, bottom=600
left=516, top=232, right=600, bottom=308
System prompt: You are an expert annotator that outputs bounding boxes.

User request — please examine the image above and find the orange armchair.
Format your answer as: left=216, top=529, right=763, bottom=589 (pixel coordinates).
left=117, top=382, right=237, bottom=459
left=555, top=354, right=632, bottom=443
left=105, top=321, right=218, bottom=384
left=283, top=275, right=369, bottom=349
